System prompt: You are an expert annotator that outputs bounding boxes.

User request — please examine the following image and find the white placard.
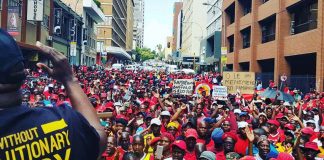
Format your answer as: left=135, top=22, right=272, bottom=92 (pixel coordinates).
left=27, top=0, right=44, bottom=21
left=212, top=86, right=228, bottom=97
left=173, top=79, right=194, bottom=96
left=221, top=47, right=228, bottom=55
left=70, top=42, right=77, bottom=56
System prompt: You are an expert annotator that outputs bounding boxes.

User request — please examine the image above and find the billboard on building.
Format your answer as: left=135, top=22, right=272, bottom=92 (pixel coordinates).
left=27, top=0, right=44, bottom=21
left=7, top=6, right=19, bottom=36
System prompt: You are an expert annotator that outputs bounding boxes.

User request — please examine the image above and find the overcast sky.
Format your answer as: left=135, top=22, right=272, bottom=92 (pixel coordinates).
left=143, top=0, right=179, bottom=50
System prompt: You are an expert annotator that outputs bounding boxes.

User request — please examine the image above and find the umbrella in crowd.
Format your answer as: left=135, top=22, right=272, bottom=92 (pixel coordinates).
left=260, top=88, right=295, bottom=103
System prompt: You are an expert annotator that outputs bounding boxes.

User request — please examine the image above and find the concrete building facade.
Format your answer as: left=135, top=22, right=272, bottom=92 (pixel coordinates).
left=222, top=0, right=323, bottom=92
left=126, top=0, right=134, bottom=51
left=61, top=0, right=105, bottom=66
left=53, top=0, right=83, bottom=65
left=165, top=36, right=173, bottom=60
left=133, top=0, right=144, bottom=48
left=182, top=0, right=207, bottom=60
left=172, top=2, right=183, bottom=52
left=201, top=0, right=222, bottom=71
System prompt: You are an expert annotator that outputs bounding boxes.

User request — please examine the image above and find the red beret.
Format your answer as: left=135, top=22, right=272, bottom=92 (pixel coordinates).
left=268, top=120, right=280, bottom=127
left=222, top=132, right=238, bottom=142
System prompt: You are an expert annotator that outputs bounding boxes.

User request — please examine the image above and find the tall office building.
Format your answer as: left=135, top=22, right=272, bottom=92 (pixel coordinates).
left=181, top=0, right=207, bottom=58
left=172, top=2, right=183, bottom=52
left=133, top=0, right=145, bottom=48
left=222, top=0, right=323, bottom=91
left=126, top=0, right=135, bottom=51
left=96, top=0, right=133, bottom=62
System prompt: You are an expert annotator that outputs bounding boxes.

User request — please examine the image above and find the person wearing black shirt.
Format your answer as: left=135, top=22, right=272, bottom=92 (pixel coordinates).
left=0, top=29, right=106, bottom=160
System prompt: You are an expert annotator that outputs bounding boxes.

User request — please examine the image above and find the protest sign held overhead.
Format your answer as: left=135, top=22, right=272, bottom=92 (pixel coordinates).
left=223, top=72, right=255, bottom=94
left=212, top=86, right=228, bottom=98
left=173, top=79, right=194, bottom=95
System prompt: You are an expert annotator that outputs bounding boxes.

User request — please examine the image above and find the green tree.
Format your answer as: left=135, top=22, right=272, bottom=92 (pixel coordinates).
left=136, top=47, right=155, bottom=61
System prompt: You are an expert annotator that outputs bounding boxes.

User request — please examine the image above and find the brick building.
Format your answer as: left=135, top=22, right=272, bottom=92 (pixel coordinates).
left=222, top=0, right=324, bottom=92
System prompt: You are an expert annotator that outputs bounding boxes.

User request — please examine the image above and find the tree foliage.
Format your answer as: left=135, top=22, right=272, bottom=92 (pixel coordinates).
left=136, top=47, right=155, bottom=61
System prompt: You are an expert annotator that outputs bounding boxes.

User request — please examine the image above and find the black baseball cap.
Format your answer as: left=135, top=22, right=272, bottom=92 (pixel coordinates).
left=0, top=29, right=25, bottom=84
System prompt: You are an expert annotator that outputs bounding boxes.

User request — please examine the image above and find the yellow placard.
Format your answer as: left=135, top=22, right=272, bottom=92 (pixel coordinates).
left=223, top=72, right=255, bottom=94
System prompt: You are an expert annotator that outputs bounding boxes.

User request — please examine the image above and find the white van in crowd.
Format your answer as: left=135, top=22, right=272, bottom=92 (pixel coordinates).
left=112, top=64, right=124, bottom=71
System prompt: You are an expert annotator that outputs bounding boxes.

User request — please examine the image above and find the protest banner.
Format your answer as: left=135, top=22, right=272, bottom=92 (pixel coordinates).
left=212, top=86, right=228, bottom=97
left=173, top=79, right=194, bottom=95
left=223, top=72, right=255, bottom=94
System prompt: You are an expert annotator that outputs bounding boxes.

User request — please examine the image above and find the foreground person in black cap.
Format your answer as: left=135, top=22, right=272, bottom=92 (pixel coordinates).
left=0, top=29, right=106, bottom=159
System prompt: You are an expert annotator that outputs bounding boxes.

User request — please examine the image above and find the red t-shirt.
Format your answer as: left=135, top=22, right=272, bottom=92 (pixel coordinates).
left=234, top=136, right=249, bottom=156
left=216, top=151, right=226, bottom=160
left=268, top=131, right=285, bottom=144
left=184, top=151, right=197, bottom=160
left=197, top=138, right=215, bottom=152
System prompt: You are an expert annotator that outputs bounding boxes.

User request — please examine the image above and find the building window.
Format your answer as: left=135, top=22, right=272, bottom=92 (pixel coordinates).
left=0, top=0, right=2, bottom=10
left=260, top=15, right=276, bottom=43
left=228, top=35, right=234, bottom=53
left=262, top=0, right=269, bottom=4
left=239, top=0, right=251, bottom=15
left=241, top=27, right=251, bottom=49
left=225, top=3, right=235, bottom=24
left=289, top=0, right=318, bottom=35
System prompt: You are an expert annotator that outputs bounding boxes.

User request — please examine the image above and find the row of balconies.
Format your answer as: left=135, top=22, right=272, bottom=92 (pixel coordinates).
left=226, top=29, right=321, bottom=64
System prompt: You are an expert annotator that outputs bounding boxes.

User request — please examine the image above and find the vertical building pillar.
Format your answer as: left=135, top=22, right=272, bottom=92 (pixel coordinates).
left=249, top=0, right=261, bottom=73
left=1, top=0, right=8, bottom=29
left=21, top=0, right=27, bottom=42
left=233, top=0, right=242, bottom=71
left=318, top=0, right=324, bottom=91
left=274, top=0, right=290, bottom=85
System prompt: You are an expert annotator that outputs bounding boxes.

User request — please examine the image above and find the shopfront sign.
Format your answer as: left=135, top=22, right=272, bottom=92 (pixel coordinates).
left=27, top=0, right=44, bottom=21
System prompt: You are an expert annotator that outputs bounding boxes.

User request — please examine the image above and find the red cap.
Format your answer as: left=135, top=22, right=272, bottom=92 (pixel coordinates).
left=275, top=153, right=294, bottom=160
left=222, top=132, right=238, bottom=142
left=161, top=132, right=175, bottom=142
left=301, top=127, right=314, bottom=135
left=284, top=124, right=295, bottom=131
left=304, top=142, right=319, bottom=151
left=58, top=92, right=66, bottom=96
left=240, top=156, right=256, bottom=160
left=51, top=94, right=58, bottom=100
left=268, top=120, right=280, bottom=127
left=149, top=137, right=161, bottom=146
left=185, top=128, right=198, bottom=140
left=172, top=140, right=186, bottom=151
left=116, top=114, right=127, bottom=120
left=105, top=101, right=114, bottom=108
left=275, top=113, right=284, bottom=119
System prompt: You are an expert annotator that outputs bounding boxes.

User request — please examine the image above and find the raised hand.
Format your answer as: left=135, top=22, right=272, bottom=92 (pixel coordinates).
left=36, top=42, right=75, bottom=84
left=245, top=126, right=254, bottom=142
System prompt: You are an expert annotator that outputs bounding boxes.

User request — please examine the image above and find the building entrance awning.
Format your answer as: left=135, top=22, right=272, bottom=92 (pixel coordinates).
left=106, top=46, right=132, bottom=60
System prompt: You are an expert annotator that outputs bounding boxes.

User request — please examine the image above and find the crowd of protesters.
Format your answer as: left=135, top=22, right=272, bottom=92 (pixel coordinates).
left=20, top=64, right=324, bottom=160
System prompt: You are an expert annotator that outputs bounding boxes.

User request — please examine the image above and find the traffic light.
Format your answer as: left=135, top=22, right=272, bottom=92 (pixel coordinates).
left=167, top=42, right=170, bottom=48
